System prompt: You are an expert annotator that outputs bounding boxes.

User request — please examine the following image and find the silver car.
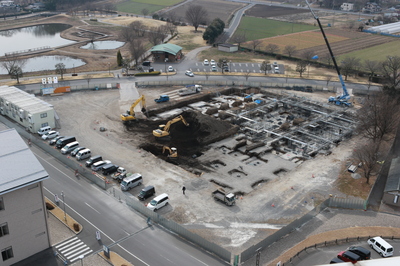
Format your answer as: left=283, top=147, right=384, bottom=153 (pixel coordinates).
left=91, top=160, right=111, bottom=171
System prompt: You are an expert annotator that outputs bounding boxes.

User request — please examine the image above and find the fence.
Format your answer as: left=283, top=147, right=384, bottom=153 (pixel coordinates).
left=25, top=83, right=119, bottom=96
left=240, top=197, right=367, bottom=263
left=110, top=188, right=232, bottom=263
left=282, top=236, right=400, bottom=265
left=4, top=46, right=51, bottom=56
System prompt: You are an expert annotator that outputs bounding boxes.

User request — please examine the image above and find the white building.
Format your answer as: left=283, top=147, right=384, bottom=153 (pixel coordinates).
left=0, top=86, right=55, bottom=134
left=341, top=3, right=354, bottom=11
left=0, top=128, right=50, bottom=265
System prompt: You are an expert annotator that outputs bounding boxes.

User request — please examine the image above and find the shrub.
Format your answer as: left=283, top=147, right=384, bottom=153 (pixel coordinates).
left=73, top=223, right=80, bottom=232
left=46, top=202, right=55, bottom=210
left=134, top=71, right=161, bottom=76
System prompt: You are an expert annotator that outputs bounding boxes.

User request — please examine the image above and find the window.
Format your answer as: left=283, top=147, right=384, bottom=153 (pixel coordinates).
left=0, top=223, right=9, bottom=237
left=1, top=246, right=13, bottom=261
left=0, top=197, right=4, bottom=211
left=40, top=113, right=47, bottom=118
left=41, top=122, right=48, bottom=128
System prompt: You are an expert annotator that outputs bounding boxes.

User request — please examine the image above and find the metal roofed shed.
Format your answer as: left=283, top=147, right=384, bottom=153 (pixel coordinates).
left=383, top=157, right=400, bottom=206
left=150, top=43, right=183, bottom=62
left=218, top=43, right=238, bottom=53
left=0, top=128, right=49, bottom=194
left=0, top=85, right=56, bottom=134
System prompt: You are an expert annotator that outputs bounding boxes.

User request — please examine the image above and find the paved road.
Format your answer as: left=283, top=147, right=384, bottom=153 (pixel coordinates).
left=26, top=142, right=229, bottom=266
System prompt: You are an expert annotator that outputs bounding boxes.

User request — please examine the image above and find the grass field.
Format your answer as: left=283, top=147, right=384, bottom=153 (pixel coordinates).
left=338, top=40, right=400, bottom=62
left=236, top=17, right=318, bottom=41
left=116, top=0, right=182, bottom=14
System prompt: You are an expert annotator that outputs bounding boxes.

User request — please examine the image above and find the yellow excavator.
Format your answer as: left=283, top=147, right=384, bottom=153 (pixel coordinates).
left=162, top=146, right=178, bottom=158
left=120, top=95, right=146, bottom=124
left=153, top=115, right=189, bottom=138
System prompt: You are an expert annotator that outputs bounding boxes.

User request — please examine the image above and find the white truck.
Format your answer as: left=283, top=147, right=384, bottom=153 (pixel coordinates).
left=178, top=85, right=202, bottom=96
left=212, top=189, right=236, bottom=206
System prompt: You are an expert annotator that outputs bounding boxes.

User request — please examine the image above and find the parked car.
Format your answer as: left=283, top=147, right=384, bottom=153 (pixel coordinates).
left=91, top=160, right=111, bottom=171
left=211, top=65, right=217, bottom=72
left=185, top=70, right=194, bottom=77
left=71, top=146, right=86, bottom=157
left=142, top=61, right=151, bottom=66
left=168, top=66, right=174, bottom=72
left=273, top=61, right=278, bottom=67
left=42, top=130, right=59, bottom=140
left=210, top=59, right=216, bottom=66
left=203, top=59, right=209, bottom=65
left=367, top=236, right=394, bottom=257
left=147, top=193, right=169, bottom=211
left=85, top=155, right=103, bottom=167
left=49, top=136, right=64, bottom=146
left=149, top=67, right=154, bottom=72
left=348, top=246, right=371, bottom=260
left=337, top=251, right=360, bottom=264
left=329, top=257, right=345, bottom=264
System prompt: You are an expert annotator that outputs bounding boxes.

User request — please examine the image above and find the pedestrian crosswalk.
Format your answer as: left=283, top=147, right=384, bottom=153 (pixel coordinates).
left=165, top=88, right=183, bottom=100
left=55, top=236, right=93, bottom=263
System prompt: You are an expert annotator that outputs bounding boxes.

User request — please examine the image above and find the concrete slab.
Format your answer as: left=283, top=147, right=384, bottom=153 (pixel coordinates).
left=156, top=108, right=183, bottom=120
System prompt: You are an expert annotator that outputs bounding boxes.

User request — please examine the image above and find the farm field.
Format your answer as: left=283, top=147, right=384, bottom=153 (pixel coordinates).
left=338, top=39, right=400, bottom=62
left=116, top=0, right=183, bottom=14
left=245, top=4, right=310, bottom=18
left=236, top=17, right=318, bottom=41
left=162, top=0, right=244, bottom=25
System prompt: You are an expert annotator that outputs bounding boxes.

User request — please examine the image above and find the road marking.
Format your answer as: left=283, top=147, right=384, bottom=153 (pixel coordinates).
left=85, top=202, right=100, bottom=214
left=55, top=237, right=92, bottom=263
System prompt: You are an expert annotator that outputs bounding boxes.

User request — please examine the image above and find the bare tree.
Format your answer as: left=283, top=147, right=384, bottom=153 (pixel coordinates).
left=283, top=45, right=296, bottom=57
left=85, top=74, right=92, bottom=88
left=260, top=60, right=270, bottom=75
left=119, top=25, right=135, bottom=42
left=321, top=52, right=332, bottom=66
left=381, top=56, right=400, bottom=94
left=356, top=92, right=400, bottom=143
left=230, top=32, right=246, bottom=49
left=128, top=39, right=146, bottom=67
left=250, top=39, right=262, bottom=54
left=185, top=5, right=208, bottom=32
left=265, top=44, right=280, bottom=54
left=301, top=50, right=314, bottom=60
left=325, top=75, right=332, bottom=87
left=130, top=21, right=147, bottom=37
left=147, top=26, right=167, bottom=45
left=244, top=70, right=251, bottom=81
left=340, top=56, right=361, bottom=81
left=141, top=8, right=149, bottom=16
left=296, top=60, right=307, bottom=77
left=166, top=22, right=177, bottom=35
left=205, top=71, right=210, bottom=81
left=55, top=63, right=66, bottom=79
left=354, top=141, right=381, bottom=184
left=364, top=59, right=381, bottom=79
left=1, top=55, right=27, bottom=76
left=9, top=66, right=23, bottom=84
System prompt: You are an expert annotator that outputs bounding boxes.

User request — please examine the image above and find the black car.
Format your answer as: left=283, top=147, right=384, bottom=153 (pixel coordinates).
left=330, top=257, right=345, bottom=264
left=49, top=136, right=64, bottom=146
left=142, top=61, right=151, bottom=66
left=348, top=246, right=371, bottom=260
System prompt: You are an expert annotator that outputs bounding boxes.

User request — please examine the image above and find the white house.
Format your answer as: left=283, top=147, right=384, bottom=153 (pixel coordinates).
left=218, top=43, right=238, bottom=53
left=341, top=3, right=354, bottom=11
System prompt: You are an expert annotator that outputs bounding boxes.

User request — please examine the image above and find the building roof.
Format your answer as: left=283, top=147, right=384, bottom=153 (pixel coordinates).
left=0, top=85, right=53, bottom=114
left=219, top=43, right=238, bottom=48
left=150, top=43, right=182, bottom=55
left=0, top=128, right=48, bottom=195
left=385, top=157, right=400, bottom=192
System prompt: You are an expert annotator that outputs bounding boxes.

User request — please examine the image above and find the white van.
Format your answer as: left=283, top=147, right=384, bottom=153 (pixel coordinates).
left=367, top=236, right=394, bottom=257
left=37, top=126, right=52, bottom=135
left=76, top=149, right=91, bottom=161
left=121, top=173, right=143, bottom=191
left=147, top=193, right=169, bottom=211
left=61, top=141, right=79, bottom=154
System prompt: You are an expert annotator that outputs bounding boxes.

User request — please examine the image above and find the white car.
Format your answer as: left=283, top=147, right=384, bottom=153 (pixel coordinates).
left=168, top=66, right=174, bottom=72
left=211, top=65, right=217, bottom=72
left=42, top=130, right=59, bottom=140
left=210, top=59, right=216, bottom=66
left=185, top=70, right=194, bottom=77
left=203, top=59, right=209, bottom=65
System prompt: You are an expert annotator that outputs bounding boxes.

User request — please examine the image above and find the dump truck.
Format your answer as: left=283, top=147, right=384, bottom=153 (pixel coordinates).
left=178, top=85, right=202, bottom=96
left=212, top=189, right=236, bottom=206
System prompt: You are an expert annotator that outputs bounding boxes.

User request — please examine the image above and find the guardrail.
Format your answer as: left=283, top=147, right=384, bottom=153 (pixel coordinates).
left=4, top=46, right=51, bottom=56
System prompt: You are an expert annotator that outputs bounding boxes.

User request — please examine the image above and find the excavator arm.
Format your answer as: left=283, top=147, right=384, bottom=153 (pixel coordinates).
left=120, top=95, right=147, bottom=123
left=162, top=146, right=178, bottom=158
left=153, top=115, right=189, bottom=138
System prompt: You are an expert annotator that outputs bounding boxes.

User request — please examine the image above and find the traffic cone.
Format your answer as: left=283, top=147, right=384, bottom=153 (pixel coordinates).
left=312, top=174, right=315, bottom=178
left=271, top=203, right=275, bottom=207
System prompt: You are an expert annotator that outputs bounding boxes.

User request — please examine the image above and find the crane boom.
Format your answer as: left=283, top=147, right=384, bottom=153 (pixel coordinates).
left=305, top=0, right=351, bottom=106
left=153, top=115, right=189, bottom=138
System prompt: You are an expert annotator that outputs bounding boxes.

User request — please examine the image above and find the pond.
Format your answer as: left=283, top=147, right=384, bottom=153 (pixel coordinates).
left=80, top=40, right=125, bottom=50
left=0, top=24, right=76, bottom=56
left=0, top=55, right=85, bottom=75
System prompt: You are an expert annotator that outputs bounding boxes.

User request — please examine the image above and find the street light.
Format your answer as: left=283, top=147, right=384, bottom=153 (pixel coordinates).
left=165, top=58, right=168, bottom=81
left=108, top=63, right=110, bottom=75
left=61, top=191, right=66, bottom=222
left=78, top=255, right=84, bottom=266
